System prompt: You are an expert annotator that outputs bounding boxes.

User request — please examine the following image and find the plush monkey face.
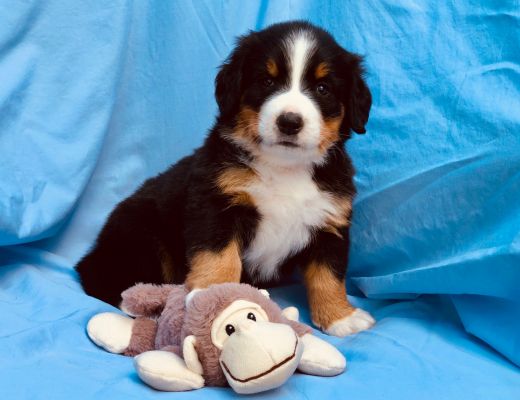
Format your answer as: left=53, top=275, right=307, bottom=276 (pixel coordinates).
left=211, top=300, right=303, bottom=393
left=182, top=284, right=305, bottom=394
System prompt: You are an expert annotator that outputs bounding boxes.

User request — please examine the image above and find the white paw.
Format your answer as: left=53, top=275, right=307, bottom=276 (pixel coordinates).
left=135, top=351, right=204, bottom=392
left=325, top=309, right=375, bottom=337
left=87, top=312, right=134, bottom=353
left=298, top=334, right=346, bottom=376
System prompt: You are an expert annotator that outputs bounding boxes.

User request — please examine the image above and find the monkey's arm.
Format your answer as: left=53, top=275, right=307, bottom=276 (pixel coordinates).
left=134, top=334, right=204, bottom=392
left=282, top=306, right=346, bottom=376
left=134, top=350, right=204, bottom=392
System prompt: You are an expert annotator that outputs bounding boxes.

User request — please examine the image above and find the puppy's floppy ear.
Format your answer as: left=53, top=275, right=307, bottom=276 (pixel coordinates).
left=339, top=52, right=372, bottom=136
left=215, top=32, right=257, bottom=120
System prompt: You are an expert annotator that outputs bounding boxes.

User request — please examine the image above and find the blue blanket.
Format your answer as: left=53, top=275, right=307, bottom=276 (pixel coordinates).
left=1, top=1, right=519, bottom=398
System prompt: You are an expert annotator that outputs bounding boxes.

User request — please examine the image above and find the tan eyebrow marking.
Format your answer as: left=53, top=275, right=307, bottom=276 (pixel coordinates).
left=315, top=62, right=329, bottom=79
left=266, top=58, right=279, bottom=77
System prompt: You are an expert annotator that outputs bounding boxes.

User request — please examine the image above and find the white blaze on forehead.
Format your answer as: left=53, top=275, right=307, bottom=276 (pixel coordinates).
left=255, top=29, right=324, bottom=167
left=285, top=32, right=316, bottom=91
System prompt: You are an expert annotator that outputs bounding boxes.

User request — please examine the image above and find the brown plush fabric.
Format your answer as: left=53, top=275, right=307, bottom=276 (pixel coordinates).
left=155, top=285, right=189, bottom=349
left=122, top=282, right=312, bottom=387
left=124, top=317, right=158, bottom=356
left=286, top=317, right=313, bottom=337
left=160, top=345, right=182, bottom=357
left=121, top=283, right=174, bottom=317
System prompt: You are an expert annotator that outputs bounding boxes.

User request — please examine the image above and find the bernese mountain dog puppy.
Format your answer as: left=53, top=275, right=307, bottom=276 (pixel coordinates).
left=76, top=21, right=374, bottom=336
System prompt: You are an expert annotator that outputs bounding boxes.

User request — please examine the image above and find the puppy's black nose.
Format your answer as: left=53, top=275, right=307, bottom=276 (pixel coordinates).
left=276, top=112, right=303, bottom=136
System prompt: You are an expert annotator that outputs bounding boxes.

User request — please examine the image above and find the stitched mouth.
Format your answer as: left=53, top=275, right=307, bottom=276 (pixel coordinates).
left=221, top=336, right=299, bottom=383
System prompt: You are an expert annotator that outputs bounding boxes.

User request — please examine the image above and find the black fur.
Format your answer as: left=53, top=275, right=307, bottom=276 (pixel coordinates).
left=76, top=21, right=371, bottom=306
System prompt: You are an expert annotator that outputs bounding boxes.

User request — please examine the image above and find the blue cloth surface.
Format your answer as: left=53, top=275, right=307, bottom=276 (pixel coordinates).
left=1, top=1, right=519, bottom=399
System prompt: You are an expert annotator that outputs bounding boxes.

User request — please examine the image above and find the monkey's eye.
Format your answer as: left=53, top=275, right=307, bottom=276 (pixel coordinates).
left=225, top=324, right=235, bottom=336
left=247, top=312, right=256, bottom=321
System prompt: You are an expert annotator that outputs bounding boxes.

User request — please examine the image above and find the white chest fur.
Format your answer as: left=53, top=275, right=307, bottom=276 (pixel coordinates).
left=243, top=163, right=342, bottom=282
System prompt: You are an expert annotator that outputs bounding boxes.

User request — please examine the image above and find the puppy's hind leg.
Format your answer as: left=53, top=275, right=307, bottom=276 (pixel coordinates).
left=76, top=197, right=167, bottom=306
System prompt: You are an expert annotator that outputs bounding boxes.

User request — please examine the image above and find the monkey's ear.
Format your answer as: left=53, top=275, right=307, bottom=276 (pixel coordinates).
left=183, top=335, right=204, bottom=375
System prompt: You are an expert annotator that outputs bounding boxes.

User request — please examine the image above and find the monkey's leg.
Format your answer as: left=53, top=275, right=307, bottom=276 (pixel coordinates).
left=123, top=317, right=158, bottom=356
left=87, top=312, right=134, bottom=354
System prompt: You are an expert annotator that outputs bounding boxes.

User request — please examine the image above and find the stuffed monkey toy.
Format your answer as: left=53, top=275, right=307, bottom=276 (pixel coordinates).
left=87, top=282, right=346, bottom=394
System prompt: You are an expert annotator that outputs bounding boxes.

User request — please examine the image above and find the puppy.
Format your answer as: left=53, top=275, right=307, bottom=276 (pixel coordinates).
left=76, top=21, right=374, bottom=336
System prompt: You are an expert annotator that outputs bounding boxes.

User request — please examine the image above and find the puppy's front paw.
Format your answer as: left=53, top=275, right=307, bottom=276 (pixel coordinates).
left=324, top=308, right=375, bottom=337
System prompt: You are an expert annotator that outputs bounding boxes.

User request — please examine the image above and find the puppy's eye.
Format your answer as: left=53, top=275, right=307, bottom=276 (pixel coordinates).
left=263, top=78, right=274, bottom=87
left=316, top=83, right=329, bottom=96
left=225, top=324, right=235, bottom=336
left=247, top=312, right=256, bottom=321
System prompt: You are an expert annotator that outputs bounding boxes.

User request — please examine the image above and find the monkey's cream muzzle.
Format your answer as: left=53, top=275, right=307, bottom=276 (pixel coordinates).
left=220, top=321, right=302, bottom=394
left=210, top=300, right=303, bottom=394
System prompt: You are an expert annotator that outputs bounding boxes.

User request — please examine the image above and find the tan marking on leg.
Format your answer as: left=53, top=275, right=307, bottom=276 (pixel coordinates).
left=216, top=167, right=257, bottom=207
left=185, top=240, right=242, bottom=289
left=266, top=58, right=279, bottom=77
left=315, top=62, right=329, bottom=79
left=303, top=262, right=355, bottom=329
left=319, top=107, right=344, bottom=153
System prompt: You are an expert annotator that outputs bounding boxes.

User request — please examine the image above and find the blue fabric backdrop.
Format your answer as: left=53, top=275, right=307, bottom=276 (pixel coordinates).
left=1, top=1, right=519, bottom=399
